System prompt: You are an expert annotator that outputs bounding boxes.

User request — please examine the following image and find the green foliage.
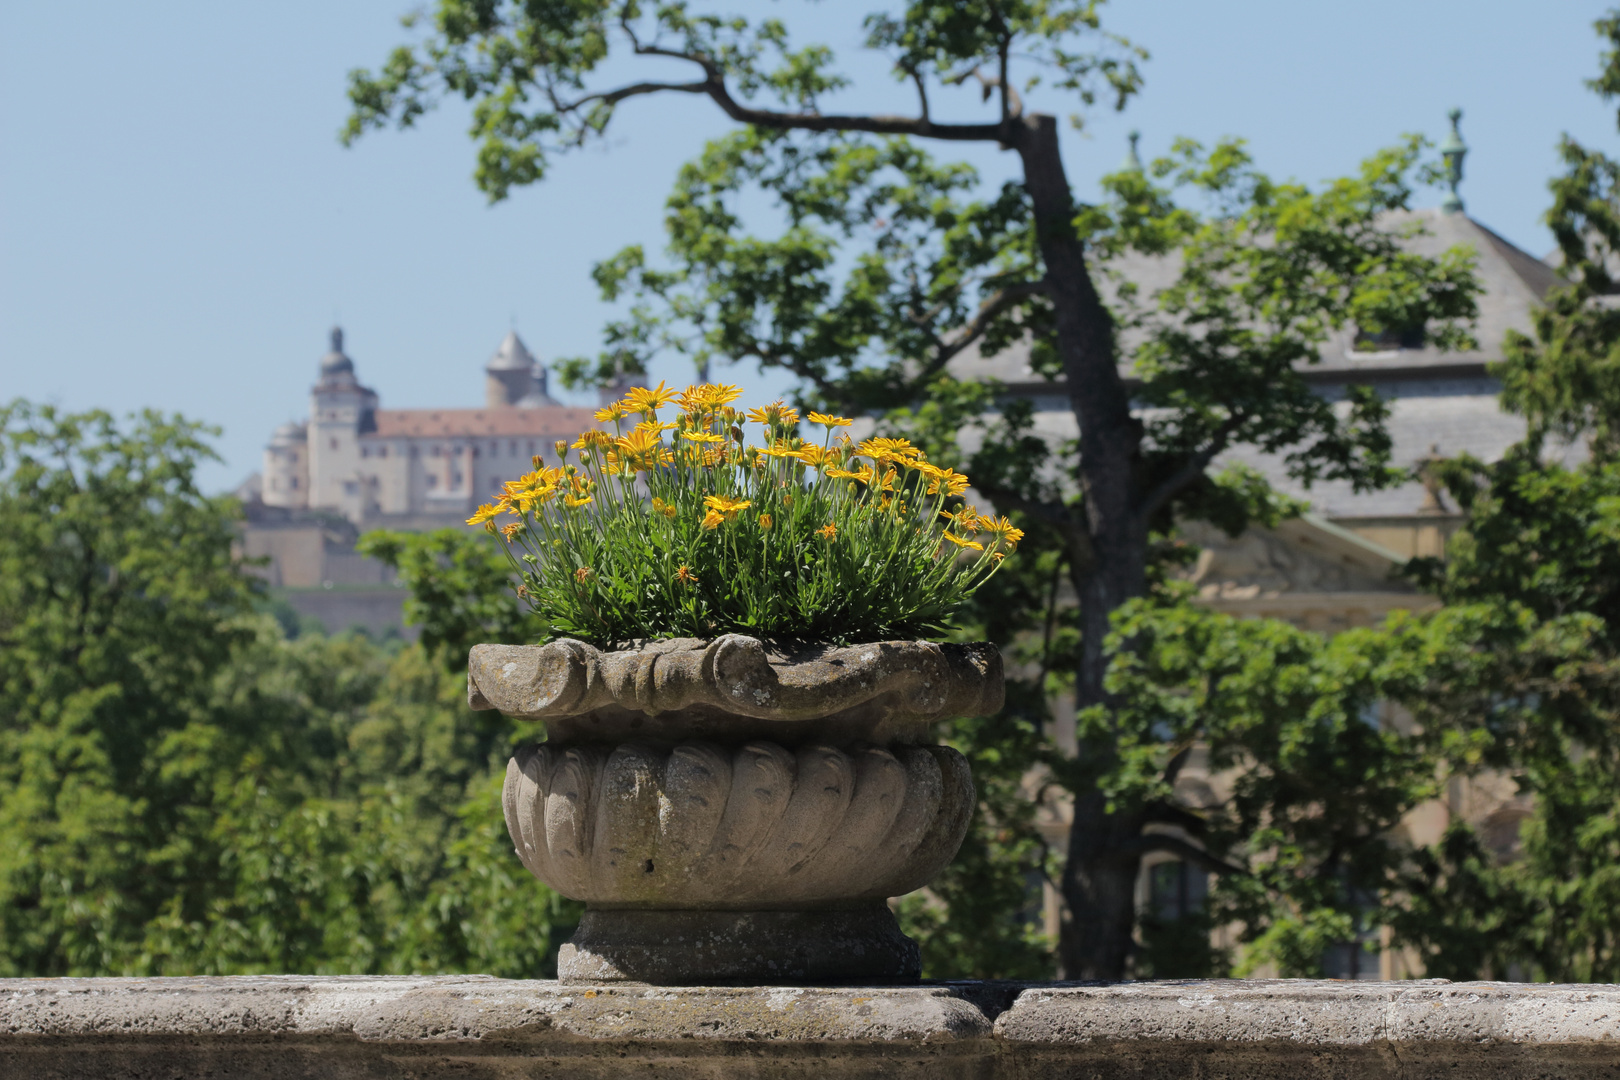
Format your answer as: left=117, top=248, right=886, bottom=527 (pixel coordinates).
left=357, top=527, right=542, bottom=664
left=1498, top=13, right=1620, bottom=460
left=344, top=1, right=1143, bottom=202
left=342, top=0, right=1487, bottom=979
left=1071, top=590, right=1438, bottom=977
left=476, top=389, right=1016, bottom=646
left=895, top=527, right=1072, bottom=979
left=1081, top=136, right=1479, bottom=514
left=1380, top=454, right=1620, bottom=981
left=0, top=402, right=577, bottom=977
left=1378, top=14, right=1620, bottom=981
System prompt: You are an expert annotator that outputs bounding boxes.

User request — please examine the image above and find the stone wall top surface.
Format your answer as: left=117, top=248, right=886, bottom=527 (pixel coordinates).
left=3, top=976, right=1620, bottom=1078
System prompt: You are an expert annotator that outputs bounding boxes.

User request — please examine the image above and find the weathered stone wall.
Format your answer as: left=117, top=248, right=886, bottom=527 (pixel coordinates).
left=3, top=976, right=1618, bottom=1078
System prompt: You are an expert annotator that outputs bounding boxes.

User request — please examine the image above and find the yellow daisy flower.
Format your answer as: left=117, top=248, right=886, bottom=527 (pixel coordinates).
left=623, top=380, right=677, bottom=413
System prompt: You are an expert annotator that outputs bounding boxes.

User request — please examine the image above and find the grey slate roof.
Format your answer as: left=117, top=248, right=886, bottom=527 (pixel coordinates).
left=487, top=331, right=538, bottom=372
left=946, top=209, right=1570, bottom=521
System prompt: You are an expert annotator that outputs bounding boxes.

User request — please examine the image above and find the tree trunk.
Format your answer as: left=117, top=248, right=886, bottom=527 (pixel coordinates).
left=1060, top=792, right=1146, bottom=979
left=1012, top=113, right=1149, bottom=980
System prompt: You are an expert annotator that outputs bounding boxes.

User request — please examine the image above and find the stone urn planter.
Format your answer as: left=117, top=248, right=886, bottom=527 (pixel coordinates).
left=468, top=633, right=1002, bottom=984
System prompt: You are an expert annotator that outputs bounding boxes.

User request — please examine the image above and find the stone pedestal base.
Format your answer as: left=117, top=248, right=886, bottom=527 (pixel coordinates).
left=558, top=903, right=920, bottom=985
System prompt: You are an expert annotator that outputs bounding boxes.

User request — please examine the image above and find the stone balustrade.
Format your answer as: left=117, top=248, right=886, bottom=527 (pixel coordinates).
left=3, top=976, right=1619, bottom=1078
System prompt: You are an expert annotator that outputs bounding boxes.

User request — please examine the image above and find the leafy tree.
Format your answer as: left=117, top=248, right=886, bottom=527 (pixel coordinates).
left=0, top=402, right=577, bottom=977
left=1376, top=455, right=1620, bottom=981
left=0, top=402, right=258, bottom=973
left=1079, top=590, right=1440, bottom=977
left=345, top=1, right=1479, bottom=976
left=358, top=529, right=542, bottom=665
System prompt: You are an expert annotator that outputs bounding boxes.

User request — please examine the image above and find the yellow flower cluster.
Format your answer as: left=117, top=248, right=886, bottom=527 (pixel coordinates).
left=466, top=379, right=1021, bottom=561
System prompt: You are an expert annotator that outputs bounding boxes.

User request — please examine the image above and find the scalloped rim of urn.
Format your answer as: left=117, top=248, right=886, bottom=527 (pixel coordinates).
left=468, top=634, right=1003, bottom=745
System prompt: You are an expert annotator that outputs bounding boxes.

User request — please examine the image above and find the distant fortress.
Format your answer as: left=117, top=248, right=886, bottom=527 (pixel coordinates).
left=241, top=328, right=617, bottom=633
left=259, top=328, right=599, bottom=529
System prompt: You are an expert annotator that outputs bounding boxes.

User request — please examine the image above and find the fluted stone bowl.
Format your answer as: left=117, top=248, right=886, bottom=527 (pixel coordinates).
left=467, top=634, right=1003, bottom=983
left=502, top=739, right=974, bottom=908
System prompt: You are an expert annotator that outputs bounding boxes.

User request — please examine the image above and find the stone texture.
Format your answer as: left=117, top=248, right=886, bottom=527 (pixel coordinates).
left=467, top=635, right=1004, bottom=745
left=503, top=740, right=974, bottom=908
left=4, top=977, right=1620, bottom=1079
left=558, top=904, right=920, bottom=984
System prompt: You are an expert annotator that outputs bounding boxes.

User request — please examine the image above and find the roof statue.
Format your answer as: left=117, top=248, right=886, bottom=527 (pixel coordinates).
left=1440, top=108, right=1468, bottom=214
left=1122, top=130, right=1143, bottom=173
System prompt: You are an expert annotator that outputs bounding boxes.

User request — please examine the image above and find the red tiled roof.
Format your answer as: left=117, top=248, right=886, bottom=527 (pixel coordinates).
left=368, top=407, right=599, bottom=438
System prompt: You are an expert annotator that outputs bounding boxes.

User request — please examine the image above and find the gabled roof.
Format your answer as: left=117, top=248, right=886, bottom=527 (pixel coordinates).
left=948, top=208, right=1562, bottom=390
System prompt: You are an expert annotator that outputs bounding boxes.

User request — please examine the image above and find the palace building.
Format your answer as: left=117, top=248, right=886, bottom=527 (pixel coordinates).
left=241, top=329, right=597, bottom=633
left=259, top=328, right=594, bottom=529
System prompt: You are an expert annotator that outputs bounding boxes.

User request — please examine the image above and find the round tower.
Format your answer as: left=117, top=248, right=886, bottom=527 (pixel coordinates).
left=486, top=331, right=541, bottom=408
left=308, top=326, right=378, bottom=514
left=262, top=420, right=309, bottom=508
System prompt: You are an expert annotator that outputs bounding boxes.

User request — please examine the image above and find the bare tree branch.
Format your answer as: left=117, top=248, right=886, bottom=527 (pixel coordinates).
left=921, top=280, right=1050, bottom=378
left=1138, top=833, right=1249, bottom=877
left=1142, top=800, right=1210, bottom=835
left=555, top=80, right=712, bottom=114
left=1161, top=742, right=1194, bottom=788
left=1137, top=415, right=1246, bottom=519
left=906, top=65, right=930, bottom=123
left=612, top=17, right=1009, bottom=143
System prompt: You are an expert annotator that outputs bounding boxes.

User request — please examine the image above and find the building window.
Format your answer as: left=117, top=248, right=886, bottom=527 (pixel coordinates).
left=527, top=440, right=536, bottom=456
left=1353, top=323, right=1425, bottom=352
left=343, top=481, right=359, bottom=496
left=426, top=474, right=438, bottom=489
left=1320, top=875, right=1381, bottom=980
left=330, top=438, right=339, bottom=450
left=1149, top=860, right=1209, bottom=923
left=452, top=471, right=463, bottom=486
left=290, top=477, right=298, bottom=489
left=430, top=444, right=441, bottom=458
left=378, top=446, right=387, bottom=459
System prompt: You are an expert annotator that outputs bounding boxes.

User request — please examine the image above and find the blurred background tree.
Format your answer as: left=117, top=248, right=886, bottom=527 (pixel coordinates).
left=0, top=402, right=577, bottom=976
left=344, top=0, right=1479, bottom=978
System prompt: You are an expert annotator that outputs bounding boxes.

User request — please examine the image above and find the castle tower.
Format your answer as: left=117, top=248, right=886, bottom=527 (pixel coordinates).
left=307, top=327, right=378, bottom=512
left=485, top=330, right=554, bottom=407
left=261, top=420, right=309, bottom=508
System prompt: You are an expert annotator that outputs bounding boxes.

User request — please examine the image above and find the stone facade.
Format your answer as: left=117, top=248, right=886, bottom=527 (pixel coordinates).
left=244, top=328, right=602, bottom=630
left=260, top=328, right=595, bottom=530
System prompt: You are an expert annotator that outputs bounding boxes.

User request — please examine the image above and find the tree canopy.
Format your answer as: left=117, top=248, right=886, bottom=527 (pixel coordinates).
left=346, top=0, right=1481, bottom=977
left=0, top=402, right=577, bottom=977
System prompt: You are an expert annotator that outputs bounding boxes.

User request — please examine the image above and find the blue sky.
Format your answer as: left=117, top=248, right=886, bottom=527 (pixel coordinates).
left=2, top=1, right=1615, bottom=492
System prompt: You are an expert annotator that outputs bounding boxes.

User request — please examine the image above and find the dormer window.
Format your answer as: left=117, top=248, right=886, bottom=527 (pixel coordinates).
left=1353, top=323, right=1426, bottom=352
